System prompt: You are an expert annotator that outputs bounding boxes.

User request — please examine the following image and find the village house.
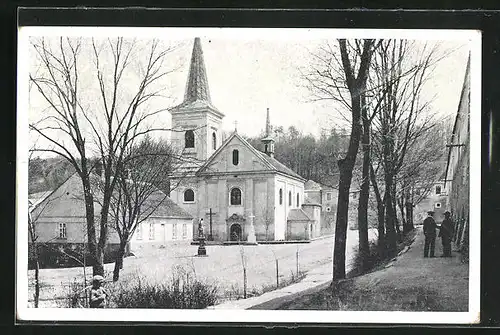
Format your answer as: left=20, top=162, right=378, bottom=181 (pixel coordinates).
left=444, top=55, right=470, bottom=256
left=167, top=38, right=321, bottom=242
left=29, top=172, right=193, bottom=268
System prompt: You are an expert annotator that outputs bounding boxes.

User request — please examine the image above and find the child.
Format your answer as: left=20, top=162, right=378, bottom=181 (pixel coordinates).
left=89, top=275, right=107, bottom=308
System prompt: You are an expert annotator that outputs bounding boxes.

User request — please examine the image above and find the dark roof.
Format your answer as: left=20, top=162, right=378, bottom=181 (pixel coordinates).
left=287, top=208, right=313, bottom=222
left=256, top=151, right=304, bottom=181
left=32, top=172, right=192, bottom=220
left=303, top=198, right=321, bottom=206
left=145, top=191, right=193, bottom=219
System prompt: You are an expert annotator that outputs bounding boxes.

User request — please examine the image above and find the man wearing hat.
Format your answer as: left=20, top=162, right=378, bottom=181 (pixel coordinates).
left=439, top=211, right=454, bottom=257
left=90, top=275, right=107, bottom=308
left=423, top=211, right=438, bottom=258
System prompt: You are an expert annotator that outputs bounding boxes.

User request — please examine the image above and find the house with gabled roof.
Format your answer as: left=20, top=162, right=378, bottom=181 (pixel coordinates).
left=167, top=38, right=321, bottom=242
left=29, top=172, right=193, bottom=268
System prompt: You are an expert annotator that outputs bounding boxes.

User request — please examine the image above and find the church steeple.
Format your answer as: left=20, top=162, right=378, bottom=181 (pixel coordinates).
left=170, top=37, right=224, bottom=162
left=183, top=37, right=212, bottom=104
left=261, top=108, right=275, bottom=158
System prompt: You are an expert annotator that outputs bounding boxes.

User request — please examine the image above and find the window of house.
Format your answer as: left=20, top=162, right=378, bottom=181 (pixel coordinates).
left=182, top=223, right=187, bottom=239
left=212, top=132, right=217, bottom=150
left=288, top=191, right=292, bottom=206
left=136, top=223, right=142, bottom=240
left=435, top=186, right=441, bottom=195
left=230, top=187, right=242, bottom=205
left=232, top=149, right=239, bottom=165
left=185, top=130, right=195, bottom=148
left=172, top=223, right=177, bottom=240
left=59, top=223, right=67, bottom=239
left=326, top=192, right=332, bottom=201
left=435, top=202, right=442, bottom=209
left=279, top=188, right=283, bottom=205
left=296, top=193, right=300, bottom=207
left=149, top=223, right=155, bottom=240
left=184, top=189, right=195, bottom=202
left=352, top=192, right=357, bottom=199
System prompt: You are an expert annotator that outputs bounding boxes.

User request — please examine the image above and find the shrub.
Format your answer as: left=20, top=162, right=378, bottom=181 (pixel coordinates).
left=109, top=272, right=218, bottom=309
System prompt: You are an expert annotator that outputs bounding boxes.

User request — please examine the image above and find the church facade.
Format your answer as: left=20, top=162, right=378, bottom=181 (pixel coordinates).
left=168, top=38, right=321, bottom=242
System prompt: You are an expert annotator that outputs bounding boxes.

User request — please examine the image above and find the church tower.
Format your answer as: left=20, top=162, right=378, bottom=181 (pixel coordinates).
left=261, top=108, right=275, bottom=158
left=170, top=37, right=225, bottom=162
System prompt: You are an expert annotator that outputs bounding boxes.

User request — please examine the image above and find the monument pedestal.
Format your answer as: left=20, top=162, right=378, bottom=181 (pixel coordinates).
left=247, top=215, right=258, bottom=245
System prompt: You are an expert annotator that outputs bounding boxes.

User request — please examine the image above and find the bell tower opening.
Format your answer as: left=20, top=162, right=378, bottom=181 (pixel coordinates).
left=169, top=37, right=225, bottom=162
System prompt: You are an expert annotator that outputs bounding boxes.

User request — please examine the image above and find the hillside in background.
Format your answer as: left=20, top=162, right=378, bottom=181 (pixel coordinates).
left=28, top=157, right=75, bottom=194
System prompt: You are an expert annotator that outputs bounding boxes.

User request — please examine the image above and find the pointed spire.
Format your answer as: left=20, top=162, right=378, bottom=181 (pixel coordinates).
left=183, top=37, right=212, bottom=104
left=261, top=107, right=275, bottom=158
left=265, top=107, right=271, bottom=137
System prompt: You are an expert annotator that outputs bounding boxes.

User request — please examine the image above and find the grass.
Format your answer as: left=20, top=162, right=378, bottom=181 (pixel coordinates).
left=279, top=228, right=427, bottom=311
left=280, top=279, right=442, bottom=311
left=63, top=268, right=219, bottom=309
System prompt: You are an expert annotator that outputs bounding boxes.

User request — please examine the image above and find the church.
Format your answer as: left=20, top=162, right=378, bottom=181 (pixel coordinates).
left=168, top=38, right=321, bottom=242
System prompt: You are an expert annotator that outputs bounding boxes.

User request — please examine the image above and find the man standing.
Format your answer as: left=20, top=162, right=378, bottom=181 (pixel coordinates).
left=423, top=211, right=437, bottom=258
left=439, top=211, right=454, bottom=257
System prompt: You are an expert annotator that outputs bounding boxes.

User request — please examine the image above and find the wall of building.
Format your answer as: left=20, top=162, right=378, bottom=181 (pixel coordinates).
left=275, top=175, right=305, bottom=241
left=286, top=220, right=311, bottom=240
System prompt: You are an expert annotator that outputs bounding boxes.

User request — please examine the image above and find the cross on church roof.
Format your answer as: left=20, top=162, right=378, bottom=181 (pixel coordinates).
left=234, top=120, right=238, bottom=131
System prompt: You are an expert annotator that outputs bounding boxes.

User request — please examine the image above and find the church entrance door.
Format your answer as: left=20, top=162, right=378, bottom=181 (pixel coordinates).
left=230, top=224, right=242, bottom=241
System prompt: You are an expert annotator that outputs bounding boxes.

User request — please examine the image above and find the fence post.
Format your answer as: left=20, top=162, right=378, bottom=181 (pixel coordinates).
left=243, top=267, right=247, bottom=299
left=276, top=259, right=279, bottom=288
left=296, top=246, right=299, bottom=277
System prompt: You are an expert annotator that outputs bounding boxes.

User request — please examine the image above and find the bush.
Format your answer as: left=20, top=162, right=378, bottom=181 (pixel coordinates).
left=108, top=272, right=218, bottom=309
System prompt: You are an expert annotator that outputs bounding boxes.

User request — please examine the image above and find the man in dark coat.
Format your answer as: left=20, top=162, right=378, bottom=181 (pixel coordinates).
left=423, top=211, right=437, bottom=258
left=439, top=211, right=454, bottom=257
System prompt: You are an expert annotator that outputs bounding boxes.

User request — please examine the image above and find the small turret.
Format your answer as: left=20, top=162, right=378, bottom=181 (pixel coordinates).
left=261, top=108, right=275, bottom=158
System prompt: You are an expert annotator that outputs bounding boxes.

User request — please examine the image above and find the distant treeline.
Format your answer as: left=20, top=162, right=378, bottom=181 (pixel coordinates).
left=245, top=125, right=350, bottom=186
left=29, top=157, right=75, bottom=194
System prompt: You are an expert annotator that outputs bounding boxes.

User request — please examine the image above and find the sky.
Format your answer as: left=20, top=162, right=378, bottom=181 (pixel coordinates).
left=23, top=27, right=475, bottom=156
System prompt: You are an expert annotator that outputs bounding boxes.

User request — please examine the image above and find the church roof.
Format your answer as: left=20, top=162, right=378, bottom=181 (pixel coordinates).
left=255, top=151, right=303, bottom=180
left=197, top=131, right=306, bottom=182
left=287, top=208, right=313, bottom=222
left=172, top=38, right=222, bottom=116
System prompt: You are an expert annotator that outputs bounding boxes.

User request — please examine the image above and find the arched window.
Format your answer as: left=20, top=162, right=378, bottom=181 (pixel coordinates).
left=279, top=188, right=283, bottom=205
left=435, top=185, right=441, bottom=195
left=184, top=189, right=194, bottom=202
left=185, top=130, right=195, bottom=148
left=289, top=191, right=292, bottom=206
left=296, top=193, right=300, bottom=207
left=230, top=187, right=242, bottom=205
left=232, top=149, right=239, bottom=165
left=212, top=132, right=217, bottom=150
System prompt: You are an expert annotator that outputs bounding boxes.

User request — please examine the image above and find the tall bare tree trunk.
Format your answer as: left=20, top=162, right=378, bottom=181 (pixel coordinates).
left=33, top=244, right=40, bottom=308
left=384, top=175, right=397, bottom=257
left=113, top=240, right=127, bottom=282
left=357, top=94, right=370, bottom=271
left=369, top=164, right=385, bottom=258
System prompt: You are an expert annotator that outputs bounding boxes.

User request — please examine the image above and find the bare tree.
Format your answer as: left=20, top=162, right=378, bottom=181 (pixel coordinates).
left=100, top=136, right=185, bottom=281
left=304, top=39, right=377, bottom=280
left=370, top=40, right=441, bottom=256
left=262, top=206, right=274, bottom=241
left=29, top=37, right=178, bottom=276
